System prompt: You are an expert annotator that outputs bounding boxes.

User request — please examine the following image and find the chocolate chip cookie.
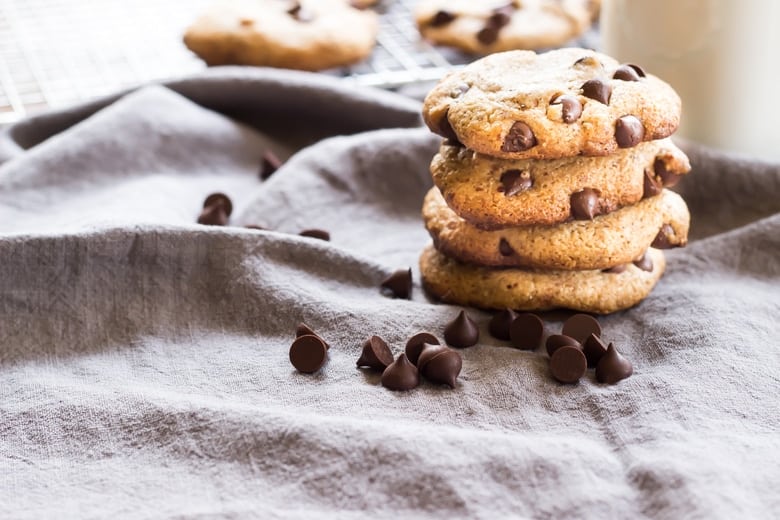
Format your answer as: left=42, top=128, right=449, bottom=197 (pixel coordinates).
left=422, top=48, right=681, bottom=159
left=184, top=0, right=378, bottom=71
left=415, top=0, right=594, bottom=54
left=420, top=245, right=666, bottom=314
left=431, top=138, right=690, bottom=228
left=423, top=187, right=689, bottom=270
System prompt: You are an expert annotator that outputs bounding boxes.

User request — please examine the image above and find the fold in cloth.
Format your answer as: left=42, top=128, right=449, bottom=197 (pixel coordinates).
left=0, top=68, right=778, bottom=519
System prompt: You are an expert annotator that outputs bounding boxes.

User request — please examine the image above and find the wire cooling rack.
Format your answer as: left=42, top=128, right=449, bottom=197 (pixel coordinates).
left=0, top=0, right=471, bottom=124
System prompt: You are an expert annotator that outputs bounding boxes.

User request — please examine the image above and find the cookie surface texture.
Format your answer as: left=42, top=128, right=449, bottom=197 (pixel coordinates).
left=420, top=245, right=666, bottom=314
left=184, top=0, right=378, bottom=71
left=423, top=188, right=689, bottom=270
left=431, top=138, right=690, bottom=228
left=415, top=0, right=593, bottom=54
left=422, top=48, right=681, bottom=159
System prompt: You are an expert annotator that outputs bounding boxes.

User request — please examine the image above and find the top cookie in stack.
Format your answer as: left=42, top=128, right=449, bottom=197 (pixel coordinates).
left=419, top=48, right=692, bottom=314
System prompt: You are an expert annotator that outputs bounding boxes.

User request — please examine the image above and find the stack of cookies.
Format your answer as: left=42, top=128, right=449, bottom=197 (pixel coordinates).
left=419, top=48, right=692, bottom=314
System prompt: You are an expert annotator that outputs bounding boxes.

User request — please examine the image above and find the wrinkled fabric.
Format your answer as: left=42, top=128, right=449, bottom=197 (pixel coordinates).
left=0, top=67, right=778, bottom=519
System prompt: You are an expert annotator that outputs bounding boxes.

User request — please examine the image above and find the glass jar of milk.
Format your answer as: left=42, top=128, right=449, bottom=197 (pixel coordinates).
left=601, top=0, right=780, bottom=162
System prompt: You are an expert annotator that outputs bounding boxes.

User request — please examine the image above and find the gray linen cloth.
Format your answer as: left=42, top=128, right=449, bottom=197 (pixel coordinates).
left=0, top=67, right=778, bottom=519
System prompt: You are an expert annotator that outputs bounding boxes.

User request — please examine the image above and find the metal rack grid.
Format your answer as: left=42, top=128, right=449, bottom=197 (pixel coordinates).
left=0, top=0, right=470, bottom=124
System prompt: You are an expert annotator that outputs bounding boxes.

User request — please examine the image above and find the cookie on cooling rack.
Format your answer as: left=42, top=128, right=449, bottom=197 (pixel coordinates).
left=420, top=245, right=666, bottom=314
left=422, top=48, right=682, bottom=159
left=430, top=138, right=690, bottom=228
left=422, top=187, right=689, bottom=270
left=414, top=0, right=595, bottom=54
left=183, top=0, right=378, bottom=71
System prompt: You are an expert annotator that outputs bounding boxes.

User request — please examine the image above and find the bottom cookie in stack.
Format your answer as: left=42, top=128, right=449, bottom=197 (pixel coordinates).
left=420, top=245, right=665, bottom=315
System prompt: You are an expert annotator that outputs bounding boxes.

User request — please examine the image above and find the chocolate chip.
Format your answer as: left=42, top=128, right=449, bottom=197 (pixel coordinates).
left=487, top=10, right=512, bottom=28
left=602, top=264, right=628, bottom=274
left=245, top=224, right=267, bottom=230
left=583, top=333, right=608, bottom=368
left=357, top=335, right=394, bottom=371
left=570, top=188, right=601, bottom=220
left=550, top=94, right=583, bottom=124
left=430, top=10, right=456, bottom=27
left=615, top=115, right=645, bottom=148
left=289, top=334, right=328, bottom=374
left=451, top=83, right=470, bottom=98
left=562, top=313, right=601, bottom=343
left=633, top=252, right=653, bottom=272
left=287, top=2, right=314, bottom=22
left=574, top=56, right=601, bottom=68
left=613, top=64, right=641, bottom=81
left=444, top=310, right=479, bottom=348
left=260, top=150, right=283, bottom=180
left=550, top=346, right=587, bottom=384
left=499, top=169, right=533, bottom=196
left=595, top=343, right=633, bottom=384
left=476, top=26, right=500, bottom=45
left=627, top=63, right=646, bottom=77
left=643, top=169, right=663, bottom=199
left=296, top=322, right=317, bottom=339
left=651, top=224, right=676, bottom=249
left=489, top=308, right=518, bottom=341
left=654, top=158, right=682, bottom=187
left=380, top=268, right=412, bottom=299
left=198, top=193, right=232, bottom=226
left=437, top=110, right=460, bottom=141
left=417, top=344, right=462, bottom=389
left=581, top=79, right=612, bottom=105
left=405, top=332, right=440, bottom=365
left=509, top=313, right=544, bottom=350
left=545, top=334, right=581, bottom=357
left=499, top=239, right=515, bottom=257
left=299, top=229, right=330, bottom=241
left=381, top=353, right=420, bottom=391
left=501, top=122, right=537, bottom=152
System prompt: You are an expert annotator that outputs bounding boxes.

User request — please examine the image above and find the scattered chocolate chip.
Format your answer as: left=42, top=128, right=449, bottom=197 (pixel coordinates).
left=545, top=334, right=581, bottom=357
left=299, top=229, right=330, bottom=241
left=437, top=110, right=460, bottom=142
left=296, top=322, right=317, bottom=339
left=405, top=332, right=440, bottom=365
left=570, top=188, right=601, bottom=220
left=444, top=310, right=479, bottom=348
left=562, top=313, right=601, bottom=343
left=489, top=308, right=518, bottom=340
left=595, top=343, right=633, bottom=384
left=487, top=10, right=512, bottom=28
left=602, top=264, right=628, bottom=274
left=451, top=83, right=470, bottom=98
left=642, top=169, right=663, bottom=198
left=357, top=335, right=394, bottom=371
left=509, top=313, right=544, bottom=350
left=381, top=353, right=420, bottom=391
left=550, top=95, right=583, bottom=124
left=651, top=224, right=676, bottom=249
left=550, top=345, right=587, bottom=384
left=289, top=334, right=328, bottom=374
left=501, top=121, right=537, bottom=152
left=499, top=239, right=515, bottom=257
left=499, top=169, right=533, bottom=196
left=198, top=193, right=232, bottom=226
left=627, top=63, right=646, bottom=77
left=287, top=2, right=314, bottom=22
left=581, top=79, right=612, bottom=105
left=380, top=268, right=413, bottom=300
left=476, top=26, right=500, bottom=45
left=574, top=56, right=601, bottom=68
left=615, top=115, right=645, bottom=148
left=633, top=252, right=653, bottom=272
left=260, top=150, right=283, bottom=180
left=613, top=64, right=641, bottom=81
left=245, top=224, right=267, bottom=230
left=417, top=344, right=462, bottom=388
left=430, top=10, right=456, bottom=26
left=583, top=333, right=608, bottom=368
left=654, top=158, right=682, bottom=187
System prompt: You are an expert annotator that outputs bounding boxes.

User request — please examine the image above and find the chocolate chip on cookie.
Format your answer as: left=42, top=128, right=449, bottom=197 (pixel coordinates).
left=643, top=169, right=663, bottom=198
left=613, top=64, right=644, bottom=82
left=501, top=122, right=537, bottom=153
left=650, top=224, right=677, bottom=249
left=430, top=10, right=456, bottom=27
left=654, top=157, right=682, bottom=187
left=570, top=188, right=601, bottom=220
left=633, top=251, right=654, bottom=272
left=499, top=239, right=515, bottom=257
left=615, top=115, right=645, bottom=148
left=550, top=94, right=583, bottom=124
left=581, top=78, right=612, bottom=105
left=499, top=169, right=533, bottom=196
